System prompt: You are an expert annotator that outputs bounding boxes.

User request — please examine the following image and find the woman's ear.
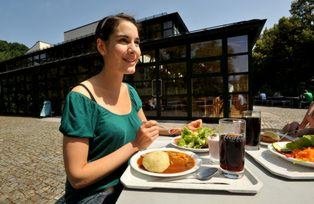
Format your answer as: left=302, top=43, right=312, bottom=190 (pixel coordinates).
left=96, top=38, right=107, bottom=56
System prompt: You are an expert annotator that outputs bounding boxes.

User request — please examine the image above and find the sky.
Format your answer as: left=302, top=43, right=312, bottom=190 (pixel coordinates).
left=0, top=0, right=293, bottom=48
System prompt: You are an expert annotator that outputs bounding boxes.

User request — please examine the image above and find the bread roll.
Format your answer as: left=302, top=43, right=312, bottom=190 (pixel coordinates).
left=142, top=151, right=170, bottom=173
left=261, top=131, right=280, bottom=143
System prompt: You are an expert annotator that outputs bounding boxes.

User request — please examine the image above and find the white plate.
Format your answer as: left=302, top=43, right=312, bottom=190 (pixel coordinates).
left=170, top=136, right=209, bottom=153
left=268, top=142, right=314, bottom=168
left=130, top=148, right=202, bottom=177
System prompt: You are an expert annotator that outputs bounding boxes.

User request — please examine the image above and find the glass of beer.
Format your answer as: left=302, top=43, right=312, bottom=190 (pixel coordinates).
left=242, top=110, right=261, bottom=150
left=219, top=118, right=246, bottom=179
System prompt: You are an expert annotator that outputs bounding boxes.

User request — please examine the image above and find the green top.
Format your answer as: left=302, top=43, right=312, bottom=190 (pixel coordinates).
left=304, top=91, right=313, bottom=102
left=59, top=83, right=142, bottom=200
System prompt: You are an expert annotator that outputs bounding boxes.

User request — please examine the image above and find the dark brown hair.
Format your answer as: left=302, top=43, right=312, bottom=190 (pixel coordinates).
left=95, top=13, right=139, bottom=41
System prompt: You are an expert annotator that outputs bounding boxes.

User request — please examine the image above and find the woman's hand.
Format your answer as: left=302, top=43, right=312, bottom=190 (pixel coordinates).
left=132, top=120, right=159, bottom=150
left=187, top=119, right=203, bottom=131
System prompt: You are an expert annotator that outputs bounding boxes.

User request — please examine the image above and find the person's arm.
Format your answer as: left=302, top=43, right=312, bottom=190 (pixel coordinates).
left=295, top=128, right=314, bottom=137
left=300, top=102, right=314, bottom=129
left=63, top=120, right=159, bottom=189
left=138, top=108, right=203, bottom=136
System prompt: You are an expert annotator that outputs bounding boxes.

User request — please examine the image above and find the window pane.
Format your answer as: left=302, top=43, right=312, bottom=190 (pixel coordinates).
left=192, top=95, right=223, bottom=117
left=191, top=40, right=222, bottom=58
left=160, top=63, right=186, bottom=79
left=160, top=96, right=188, bottom=117
left=134, top=65, right=156, bottom=81
left=228, top=75, right=248, bottom=92
left=227, top=35, right=248, bottom=54
left=140, top=50, right=155, bottom=63
left=192, top=77, right=223, bottom=95
left=192, top=60, right=220, bottom=74
left=228, top=55, right=248, bottom=73
left=163, top=29, right=173, bottom=38
left=163, top=79, right=187, bottom=95
left=159, top=45, right=186, bottom=61
left=131, top=81, right=152, bottom=96
left=230, top=93, right=249, bottom=117
left=163, top=21, right=173, bottom=29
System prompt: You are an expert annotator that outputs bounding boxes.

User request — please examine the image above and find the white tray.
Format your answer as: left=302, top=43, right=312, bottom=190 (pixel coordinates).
left=121, top=163, right=263, bottom=194
left=246, top=148, right=314, bottom=179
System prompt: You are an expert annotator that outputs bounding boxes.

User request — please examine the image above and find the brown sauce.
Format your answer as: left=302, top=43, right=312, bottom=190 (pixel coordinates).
left=137, top=151, right=195, bottom=173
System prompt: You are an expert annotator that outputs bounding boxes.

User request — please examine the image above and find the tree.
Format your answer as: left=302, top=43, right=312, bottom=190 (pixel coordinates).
left=0, top=40, right=28, bottom=62
left=252, top=0, right=314, bottom=96
left=290, top=0, right=314, bottom=27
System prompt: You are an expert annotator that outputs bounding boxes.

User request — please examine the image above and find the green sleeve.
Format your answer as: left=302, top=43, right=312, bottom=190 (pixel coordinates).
left=59, top=92, right=96, bottom=138
left=127, top=83, right=142, bottom=112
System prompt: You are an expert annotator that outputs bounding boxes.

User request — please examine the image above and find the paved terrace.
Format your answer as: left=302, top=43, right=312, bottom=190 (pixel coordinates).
left=0, top=106, right=306, bottom=203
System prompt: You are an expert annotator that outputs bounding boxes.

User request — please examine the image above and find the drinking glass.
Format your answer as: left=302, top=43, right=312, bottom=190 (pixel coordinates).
left=208, top=134, right=219, bottom=164
left=242, top=110, right=261, bottom=150
left=219, top=118, right=246, bottom=179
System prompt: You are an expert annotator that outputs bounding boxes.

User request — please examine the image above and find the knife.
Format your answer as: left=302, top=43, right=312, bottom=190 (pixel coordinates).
left=276, top=132, right=297, bottom=141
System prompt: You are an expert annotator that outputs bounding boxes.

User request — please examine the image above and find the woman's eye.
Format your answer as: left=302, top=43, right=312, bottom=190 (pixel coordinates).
left=119, top=38, right=129, bottom=43
left=135, top=40, right=140, bottom=46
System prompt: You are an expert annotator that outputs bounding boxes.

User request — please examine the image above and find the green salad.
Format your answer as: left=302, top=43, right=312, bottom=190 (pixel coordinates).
left=273, top=135, right=314, bottom=152
left=177, top=126, right=216, bottom=149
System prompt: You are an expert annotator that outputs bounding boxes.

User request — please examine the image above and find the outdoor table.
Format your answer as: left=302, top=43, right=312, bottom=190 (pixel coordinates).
left=117, top=136, right=313, bottom=204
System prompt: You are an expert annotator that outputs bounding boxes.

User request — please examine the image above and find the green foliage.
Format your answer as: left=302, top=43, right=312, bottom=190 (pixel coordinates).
left=252, top=0, right=314, bottom=96
left=0, top=40, right=28, bottom=62
left=290, top=0, right=313, bottom=27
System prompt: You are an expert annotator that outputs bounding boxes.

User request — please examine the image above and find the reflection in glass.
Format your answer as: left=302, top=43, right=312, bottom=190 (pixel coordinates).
left=141, top=96, right=157, bottom=117
left=132, top=81, right=152, bottom=96
left=228, top=55, right=248, bottom=73
left=140, top=50, right=155, bottom=63
left=192, top=60, right=220, bottom=74
left=191, top=40, right=222, bottom=58
left=229, top=94, right=248, bottom=117
left=163, top=21, right=173, bottom=29
left=146, top=23, right=162, bottom=40
left=159, top=45, right=186, bottom=61
left=163, top=79, right=187, bottom=95
left=160, top=96, right=187, bottom=117
left=192, top=95, right=223, bottom=117
left=159, top=63, right=186, bottom=79
left=227, top=35, right=248, bottom=54
left=228, top=75, right=248, bottom=92
left=134, top=66, right=156, bottom=81
left=192, top=77, right=223, bottom=95
left=163, top=29, right=173, bottom=38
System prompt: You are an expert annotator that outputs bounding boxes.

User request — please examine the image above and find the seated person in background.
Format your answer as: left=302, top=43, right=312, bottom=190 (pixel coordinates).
left=282, top=102, right=314, bottom=137
left=303, top=89, right=313, bottom=103
left=259, top=92, right=267, bottom=103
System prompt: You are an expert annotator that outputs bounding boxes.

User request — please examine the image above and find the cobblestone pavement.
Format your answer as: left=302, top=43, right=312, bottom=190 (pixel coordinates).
left=0, top=106, right=307, bottom=203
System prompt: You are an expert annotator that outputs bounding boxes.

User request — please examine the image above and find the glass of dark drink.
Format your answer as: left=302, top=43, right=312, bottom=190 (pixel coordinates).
left=242, top=110, right=261, bottom=150
left=219, top=118, right=246, bottom=179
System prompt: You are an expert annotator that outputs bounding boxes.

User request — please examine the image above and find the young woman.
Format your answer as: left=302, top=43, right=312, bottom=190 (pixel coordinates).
left=59, top=13, right=202, bottom=203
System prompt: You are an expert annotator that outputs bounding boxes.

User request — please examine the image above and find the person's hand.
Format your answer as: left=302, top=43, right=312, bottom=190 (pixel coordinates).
left=282, top=121, right=300, bottom=135
left=187, top=119, right=203, bottom=131
left=132, top=120, right=159, bottom=150
left=168, top=128, right=182, bottom=136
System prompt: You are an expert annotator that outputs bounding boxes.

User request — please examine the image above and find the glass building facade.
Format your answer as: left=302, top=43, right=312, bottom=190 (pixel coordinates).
left=0, top=12, right=265, bottom=122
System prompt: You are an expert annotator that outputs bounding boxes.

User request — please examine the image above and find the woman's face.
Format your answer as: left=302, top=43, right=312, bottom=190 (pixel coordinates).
left=103, top=20, right=141, bottom=75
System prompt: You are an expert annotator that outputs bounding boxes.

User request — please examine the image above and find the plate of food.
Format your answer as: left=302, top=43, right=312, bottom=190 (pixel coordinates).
left=268, top=135, right=314, bottom=168
left=130, top=148, right=202, bottom=177
left=170, top=126, right=216, bottom=153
